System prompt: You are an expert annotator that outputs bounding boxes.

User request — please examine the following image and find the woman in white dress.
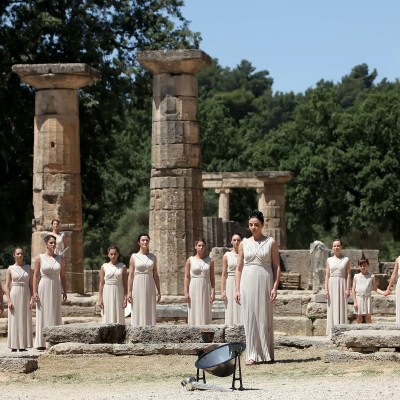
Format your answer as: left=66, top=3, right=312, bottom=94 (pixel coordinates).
left=5, top=248, right=33, bottom=351
left=98, top=245, right=127, bottom=324
left=235, top=211, right=281, bottom=365
left=49, top=219, right=66, bottom=256
left=33, top=235, right=67, bottom=349
left=128, top=234, right=161, bottom=326
left=385, top=256, right=400, bottom=324
left=221, top=233, right=243, bottom=325
left=324, top=239, right=351, bottom=337
left=184, top=238, right=215, bottom=326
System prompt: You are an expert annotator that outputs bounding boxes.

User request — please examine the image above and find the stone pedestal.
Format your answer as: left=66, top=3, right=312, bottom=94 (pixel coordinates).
left=138, top=50, right=212, bottom=296
left=12, top=63, right=100, bottom=293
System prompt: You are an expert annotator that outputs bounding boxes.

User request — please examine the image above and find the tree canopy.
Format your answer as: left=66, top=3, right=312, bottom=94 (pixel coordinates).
left=1, top=2, right=400, bottom=264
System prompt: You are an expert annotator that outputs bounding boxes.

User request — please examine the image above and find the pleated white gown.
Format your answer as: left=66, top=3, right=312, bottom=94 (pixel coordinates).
left=7, top=264, right=33, bottom=350
left=102, top=262, right=125, bottom=324
left=240, top=237, right=274, bottom=363
left=225, top=252, right=243, bottom=325
left=326, top=256, right=348, bottom=337
left=35, top=255, right=62, bottom=348
left=188, top=256, right=212, bottom=326
left=131, top=253, right=156, bottom=326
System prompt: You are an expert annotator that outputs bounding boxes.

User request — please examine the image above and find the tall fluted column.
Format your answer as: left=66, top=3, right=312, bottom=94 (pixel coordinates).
left=138, top=50, right=211, bottom=296
left=12, top=63, right=100, bottom=293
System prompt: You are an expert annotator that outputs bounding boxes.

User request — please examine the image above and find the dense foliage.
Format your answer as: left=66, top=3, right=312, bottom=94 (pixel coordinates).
left=1, top=1, right=400, bottom=265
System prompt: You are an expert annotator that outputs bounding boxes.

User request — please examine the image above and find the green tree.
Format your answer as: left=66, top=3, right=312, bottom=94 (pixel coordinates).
left=0, top=1, right=200, bottom=263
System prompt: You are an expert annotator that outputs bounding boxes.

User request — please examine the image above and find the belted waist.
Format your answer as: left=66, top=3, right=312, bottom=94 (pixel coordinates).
left=356, top=292, right=371, bottom=298
left=227, top=272, right=236, bottom=276
left=12, top=282, right=28, bottom=287
left=134, top=271, right=151, bottom=275
left=41, top=275, right=59, bottom=280
left=190, top=274, right=207, bottom=279
left=105, top=281, right=121, bottom=285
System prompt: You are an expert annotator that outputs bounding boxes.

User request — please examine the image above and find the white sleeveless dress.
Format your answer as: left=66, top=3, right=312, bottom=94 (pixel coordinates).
left=354, top=272, right=373, bottom=315
left=35, top=254, right=62, bottom=348
left=131, top=253, right=156, bottom=326
left=188, top=256, right=212, bottom=326
left=102, top=262, right=125, bottom=324
left=326, top=256, right=348, bottom=336
left=240, top=237, right=274, bottom=362
left=224, top=252, right=243, bottom=325
left=7, top=264, right=33, bottom=350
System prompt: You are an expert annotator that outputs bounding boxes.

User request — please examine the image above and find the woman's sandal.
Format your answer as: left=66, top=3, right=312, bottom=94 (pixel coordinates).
left=245, top=359, right=257, bottom=366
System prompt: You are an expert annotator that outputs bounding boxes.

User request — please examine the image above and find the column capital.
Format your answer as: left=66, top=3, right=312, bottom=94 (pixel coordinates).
left=12, top=63, right=100, bottom=89
left=215, top=188, right=231, bottom=194
left=137, top=49, right=212, bottom=75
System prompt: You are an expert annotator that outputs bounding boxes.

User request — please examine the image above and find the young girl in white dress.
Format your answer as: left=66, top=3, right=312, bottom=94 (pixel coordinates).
left=352, top=258, right=384, bottom=324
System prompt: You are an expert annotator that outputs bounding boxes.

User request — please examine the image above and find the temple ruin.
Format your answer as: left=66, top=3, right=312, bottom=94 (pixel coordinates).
left=12, top=63, right=100, bottom=293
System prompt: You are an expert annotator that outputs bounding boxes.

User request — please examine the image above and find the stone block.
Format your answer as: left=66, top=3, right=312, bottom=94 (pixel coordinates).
left=153, top=74, right=198, bottom=98
left=274, top=295, right=312, bottom=316
left=151, top=143, right=201, bottom=169
left=126, top=325, right=225, bottom=344
left=0, top=357, right=38, bottom=373
left=374, top=274, right=388, bottom=290
left=279, top=250, right=310, bottom=290
left=274, top=316, right=312, bottom=336
left=34, top=116, right=80, bottom=173
left=224, top=325, right=246, bottom=343
left=35, top=88, right=78, bottom=116
left=306, top=302, right=327, bottom=319
left=372, top=295, right=396, bottom=315
left=312, top=317, right=327, bottom=336
left=43, top=323, right=126, bottom=345
left=152, top=120, right=200, bottom=144
left=334, top=329, right=400, bottom=349
left=152, top=98, right=198, bottom=122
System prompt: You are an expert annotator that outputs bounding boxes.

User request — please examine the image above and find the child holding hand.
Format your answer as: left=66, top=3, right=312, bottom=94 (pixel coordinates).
left=352, top=258, right=384, bottom=324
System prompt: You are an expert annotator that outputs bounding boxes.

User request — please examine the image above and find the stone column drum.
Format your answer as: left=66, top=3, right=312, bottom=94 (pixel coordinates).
left=256, top=172, right=293, bottom=250
left=12, top=63, right=100, bottom=293
left=137, top=50, right=212, bottom=296
left=216, top=188, right=231, bottom=222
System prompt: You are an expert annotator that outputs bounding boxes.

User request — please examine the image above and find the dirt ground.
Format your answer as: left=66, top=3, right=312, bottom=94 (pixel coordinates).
left=1, top=344, right=400, bottom=400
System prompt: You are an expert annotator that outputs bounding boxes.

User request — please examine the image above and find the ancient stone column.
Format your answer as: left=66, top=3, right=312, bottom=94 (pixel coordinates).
left=216, top=188, right=231, bottom=222
left=12, top=63, right=100, bottom=293
left=137, top=50, right=212, bottom=296
left=256, top=172, right=294, bottom=250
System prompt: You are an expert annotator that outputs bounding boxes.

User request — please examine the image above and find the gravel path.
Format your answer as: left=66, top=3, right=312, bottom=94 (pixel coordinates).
left=1, top=343, right=400, bottom=399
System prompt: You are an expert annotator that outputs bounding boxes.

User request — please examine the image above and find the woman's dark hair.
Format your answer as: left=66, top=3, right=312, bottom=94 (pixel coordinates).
left=51, top=219, right=60, bottom=225
left=13, top=247, right=23, bottom=256
left=194, top=238, right=206, bottom=247
left=44, top=234, right=56, bottom=244
left=249, top=210, right=264, bottom=224
left=137, top=233, right=150, bottom=243
left=333, top=238, right=343, bottom=246
left=107, top=244, right=120, bottom=253
left=231, top=232, right=242, bottom=240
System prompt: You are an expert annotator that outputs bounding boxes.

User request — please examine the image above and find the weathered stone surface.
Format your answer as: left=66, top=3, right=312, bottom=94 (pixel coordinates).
left=153, top=74, right=198, bottom=98
left=312, top=317, right=327, bottom=336
left=274, top=294, right=312, bottom=316
left=137, top=49, right=212, bottom=75
left=274, top=316, right=312, bottom=336
left=372, top=295, right=396, bottom=315
left=126, top=325, right=225, bottom=344
left=275, top=336, right=330, bottom=348
left=224, top=325, right=246, bottom=343
left=12, top=63, right=100, bottom=89
left=279, top=250, right=310, bottom=289
left=43, top=323, right=126, bottom=345
left=342, top=249, right=380, bottom=273
left=325, top=349, right=372, bottom=362
left=306, top=302, right=327, bottom=318
left=0, top=357, right=38, bottom=373
left=47, top=342, right=219, bottom=356
left=151, top=143, right=201, bottom=169
left=153, top=96, right=198, bottom=122
left=333, top=329, right=400, bottom=349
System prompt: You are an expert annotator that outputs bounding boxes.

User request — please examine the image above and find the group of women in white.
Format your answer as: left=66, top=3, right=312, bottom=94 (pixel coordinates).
left=3, top=212, right=400, bottom=366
